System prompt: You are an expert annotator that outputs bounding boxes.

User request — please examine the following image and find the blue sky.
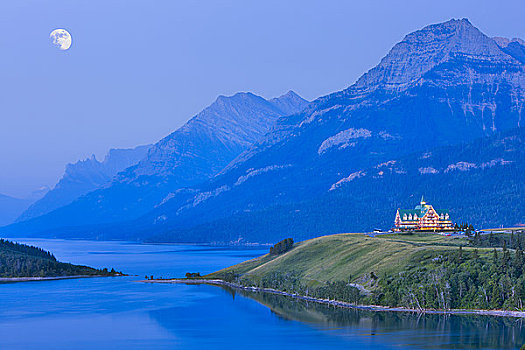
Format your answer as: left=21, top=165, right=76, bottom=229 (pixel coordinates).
left=1, top=0, right=525, bottom=197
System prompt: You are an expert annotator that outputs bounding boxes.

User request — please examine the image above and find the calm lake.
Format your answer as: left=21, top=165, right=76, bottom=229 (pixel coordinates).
left=1, top=239, right=524, bottom=350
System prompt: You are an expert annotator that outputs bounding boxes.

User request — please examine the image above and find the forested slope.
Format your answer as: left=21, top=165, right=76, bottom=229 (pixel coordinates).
left=0, top=239, right=118, bottom=278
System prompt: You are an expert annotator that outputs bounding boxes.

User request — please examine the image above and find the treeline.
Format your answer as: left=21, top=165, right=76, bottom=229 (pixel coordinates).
left=469, top=231, right=525, bottom=249
left=226, top=271, right=363, bottom=306
left=0, top=239, right=56, bottom=261
left=374, top=246, right=525, bottom=311
left=0, top=239, right=121, bottom=278
left=270, top=238, right=294, bottom=255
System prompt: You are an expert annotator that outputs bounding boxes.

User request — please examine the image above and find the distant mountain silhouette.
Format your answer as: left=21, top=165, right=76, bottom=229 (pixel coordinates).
left=0, top=194, right=32, bottom=227
left=16, top=145, right=150, bottom=222
left=4, top=91, right=308, bottom=235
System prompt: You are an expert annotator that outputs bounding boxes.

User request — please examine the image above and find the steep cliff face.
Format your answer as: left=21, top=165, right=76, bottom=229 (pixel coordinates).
left=5, top=91, right=308, bottom=233
left=16, top=145, right=151, bottom=222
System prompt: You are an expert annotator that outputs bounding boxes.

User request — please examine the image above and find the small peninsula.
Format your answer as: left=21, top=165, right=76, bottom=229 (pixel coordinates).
left=0, top=239, right=122, bottom=281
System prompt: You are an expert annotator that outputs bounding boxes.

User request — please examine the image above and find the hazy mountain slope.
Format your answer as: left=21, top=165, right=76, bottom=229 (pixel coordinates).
left=16, top=145, right=151, bottom=222
left=0, top=194, right=32, bottom=227
left=4, top=91, right=308, bottom=235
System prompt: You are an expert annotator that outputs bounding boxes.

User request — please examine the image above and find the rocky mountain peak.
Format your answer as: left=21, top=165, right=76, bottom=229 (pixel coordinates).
left=493, top=37, right=525, bottom=48
left=127, top=91, right=307, bottom=179
left=214, top=92, right=260, bottom=106
left=354, top=18, right=517, bottom=92
left=270, top=90, right=309, bottom=115
left=493, top=36, right=525, bottom=64
left=15, top=145, right=150, bottom=222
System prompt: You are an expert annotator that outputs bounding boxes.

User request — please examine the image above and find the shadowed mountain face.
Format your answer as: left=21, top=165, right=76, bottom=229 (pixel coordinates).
left=4, top=91, right=308, bottom=235
left=4, top=19, right=525, bottom=242
left=139, top=127, right=525, bottom=243
left=16, top=145, right=151, bottom=222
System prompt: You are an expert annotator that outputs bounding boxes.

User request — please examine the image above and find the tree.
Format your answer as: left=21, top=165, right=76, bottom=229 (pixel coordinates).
left=457, top=246, right=463, bottom=263
left=185, top=272, right=201, bottom=278
left=270, top=238, right=294, bottom=255
left=490, top=281, right=502, bottom=309
left=514, top=248, right=524, bottom=276
left=502, top=241, right=511, bottom=273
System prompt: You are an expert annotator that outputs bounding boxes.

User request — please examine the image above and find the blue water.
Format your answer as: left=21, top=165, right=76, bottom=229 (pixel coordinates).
left=0, top=239, right=523, bottom=350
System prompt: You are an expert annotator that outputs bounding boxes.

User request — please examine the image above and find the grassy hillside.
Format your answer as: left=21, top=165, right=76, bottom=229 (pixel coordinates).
left=209, top=233, right=467, bottom=287
left=0, top=239, right=119, bottom=278
left=208, top=233, right=525, bottom=311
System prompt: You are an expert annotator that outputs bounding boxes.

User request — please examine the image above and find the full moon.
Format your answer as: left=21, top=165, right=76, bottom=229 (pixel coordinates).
left=50, top=29, right=72, bottom=50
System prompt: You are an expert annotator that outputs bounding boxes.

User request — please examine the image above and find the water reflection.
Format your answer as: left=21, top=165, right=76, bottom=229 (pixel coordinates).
left=222, top=286, right=525, bottom=349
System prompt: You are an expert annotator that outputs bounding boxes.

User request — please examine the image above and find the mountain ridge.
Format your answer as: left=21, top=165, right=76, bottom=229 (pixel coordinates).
left=16, top=144, right=151, bottom=222
left=4, top=90, right=309, bottom=234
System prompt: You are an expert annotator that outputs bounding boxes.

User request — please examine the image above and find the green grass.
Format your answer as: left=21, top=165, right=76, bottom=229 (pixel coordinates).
left=208, top=232, right=489, bottom=287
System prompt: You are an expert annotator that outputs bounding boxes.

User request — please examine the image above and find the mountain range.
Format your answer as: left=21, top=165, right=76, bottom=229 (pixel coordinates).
left=3, top=18, right=524, bottom=243
left=2, top=91, right=308, bottom=236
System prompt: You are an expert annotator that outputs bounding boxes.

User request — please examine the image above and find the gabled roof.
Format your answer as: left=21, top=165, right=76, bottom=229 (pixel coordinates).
left=398, top=208, right=426, bottom=217
left=397, top=206, right=450, bottom=221
left=434, top=209, right=450, bottom=215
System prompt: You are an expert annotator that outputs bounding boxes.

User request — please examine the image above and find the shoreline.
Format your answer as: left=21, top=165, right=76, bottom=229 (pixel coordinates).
left=0, top=275, right=117, bottom=283
left=142, top=278, right=525, bottom=319
left=5, top=237, right=272, bottom=247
